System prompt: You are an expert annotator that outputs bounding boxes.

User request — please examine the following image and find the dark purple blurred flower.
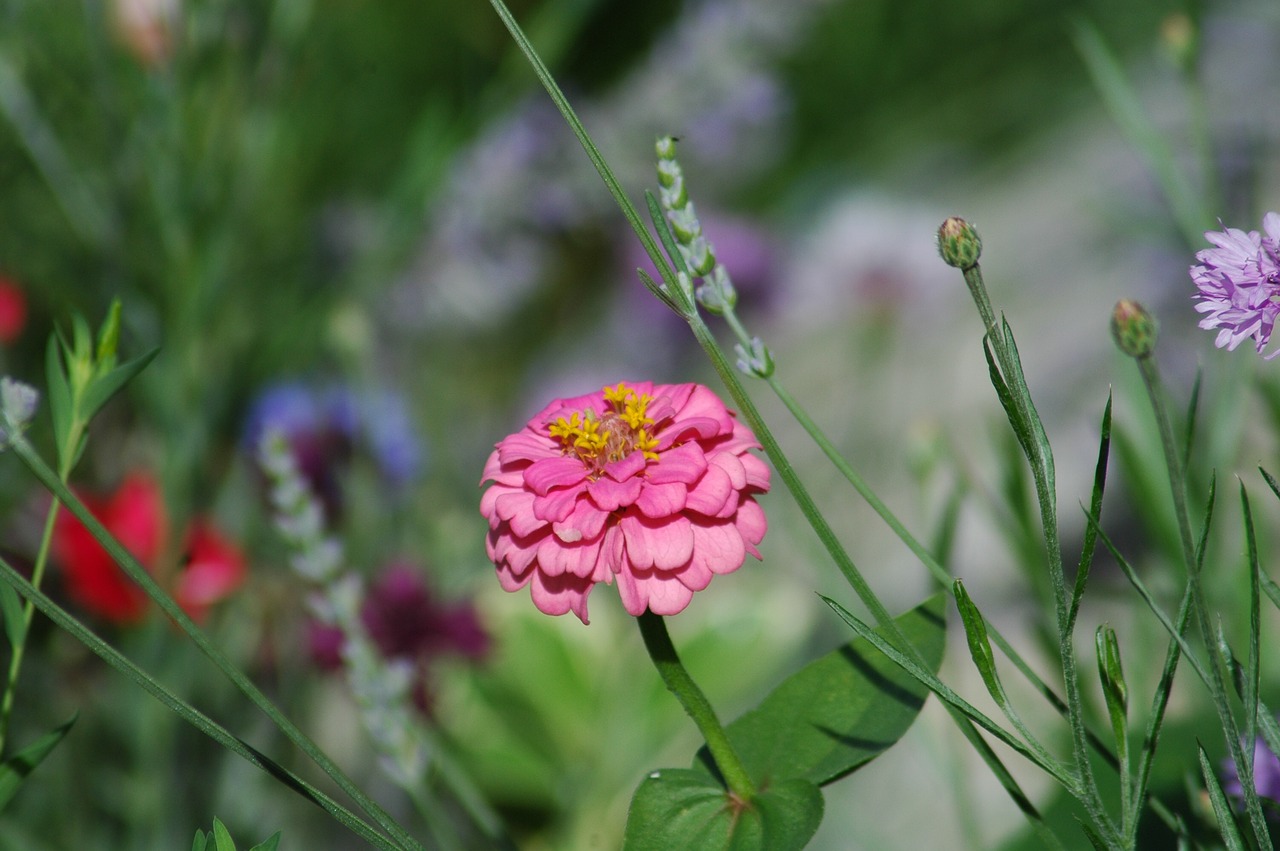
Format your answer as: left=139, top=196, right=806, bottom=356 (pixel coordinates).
left=308, top=621, right=346, bottom=671
left=306, top=562, right=489, bottom=713
left=362, top=563, right=490, bottom=662
left=244, top=381, right=424, bottom=519
left=1191, top=212, right=1280, bottom=358
left=1222, top=730, right=1280, bottom=814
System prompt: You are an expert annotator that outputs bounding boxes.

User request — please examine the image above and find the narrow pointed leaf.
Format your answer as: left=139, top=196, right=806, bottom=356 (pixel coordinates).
left=1068, top=394, right=1112, bottom=631
left=954, top=581, right=1005, bottom=710
left=0, top=713, right=76, bottom=811
left=248, top=833, right=282, bottom=851
left=1198, top=744, right=1247, bottom=851
left=44, top=336, right=72, bottom=468
left=1182, top=368, right=1201, bottom=473
left=80, top=347, right=159, bottom=418
left=984, top=335, right=1033, bottom=462
left=1240, top=483, right=1261, bottom=760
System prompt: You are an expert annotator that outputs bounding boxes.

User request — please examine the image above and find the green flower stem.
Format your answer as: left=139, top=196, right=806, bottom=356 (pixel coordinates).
left=729, top=303, right=1184, bottom=838
left=0, top=554, right=403, bottom=851
left=0, top=394, right=83, bottom=755
left=8, top=435, right=425, bottom=851
left=958, top=262, right=1118, bottom=844
left=0, top=493, right=59, bottom=755
left=1134, top=356, right=1272, bottom=846
left=636, top=611, right=756, bottom=800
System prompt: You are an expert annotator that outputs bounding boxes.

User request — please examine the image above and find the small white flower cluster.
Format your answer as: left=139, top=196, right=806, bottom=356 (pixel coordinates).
left=257, top=429, right=429, bottom=786
left=0, top=377, right=39, bottom=450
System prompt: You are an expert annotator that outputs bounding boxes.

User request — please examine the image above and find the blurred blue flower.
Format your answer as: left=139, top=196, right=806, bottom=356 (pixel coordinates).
left=244, top=381, right=424, bottom=518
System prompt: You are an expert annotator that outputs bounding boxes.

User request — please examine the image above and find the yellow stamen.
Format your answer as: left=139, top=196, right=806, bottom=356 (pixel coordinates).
left=550, top=382, right=659, bottom=470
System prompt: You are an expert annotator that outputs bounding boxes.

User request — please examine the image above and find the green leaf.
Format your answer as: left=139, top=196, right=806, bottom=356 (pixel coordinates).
left=212, top=817, right=237, bottom=851
left=695, top=594, right=945, bottom=787
left=0, top=713, right=76, bottom=811
left=248, top=832, right=282, bottom=851
left=1067, top=393, right=1112, bottom=631
left=623, top=768, right=822, bottom=851
left=1199, top=744, right=1247, bottom=851
left=954, top=580, right=1005, bottom=711
left=191, top=829, right=208, bottom=851
left=79, top=347, right=159, bottom=420
left=44, top=335, right=72, bottom=469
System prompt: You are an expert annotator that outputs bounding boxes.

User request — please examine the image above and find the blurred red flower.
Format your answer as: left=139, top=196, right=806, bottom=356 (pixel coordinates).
left=0, top=276, right=27, bottom=345
left=53, top=471, right=246, bottom=624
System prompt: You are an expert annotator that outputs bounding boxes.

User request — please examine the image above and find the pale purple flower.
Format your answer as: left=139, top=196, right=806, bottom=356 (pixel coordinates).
left=1222, top=732, right=1280, bottom=815
left=1191, top=212, right=1280, bottom=358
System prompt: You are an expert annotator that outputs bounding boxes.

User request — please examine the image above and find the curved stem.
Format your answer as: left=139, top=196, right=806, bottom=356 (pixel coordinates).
left=636, top=611, right=755, bottom=800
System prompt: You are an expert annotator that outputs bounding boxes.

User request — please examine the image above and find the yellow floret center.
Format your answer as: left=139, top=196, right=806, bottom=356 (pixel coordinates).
left=550, top=382, right=660, bottom=470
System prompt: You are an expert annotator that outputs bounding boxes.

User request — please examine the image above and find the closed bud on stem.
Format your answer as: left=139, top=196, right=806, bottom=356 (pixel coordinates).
left=937, top=217, right=982, bottom=270
left=1110, top=299, right=1158, bottom=359
left=1095, top=624, right=1128, bottom=755
left=95, top=298, right=123, bottom=369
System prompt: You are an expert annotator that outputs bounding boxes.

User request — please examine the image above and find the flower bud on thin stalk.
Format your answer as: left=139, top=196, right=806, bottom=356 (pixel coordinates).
left=1110, top=299, right=1158, bottom=360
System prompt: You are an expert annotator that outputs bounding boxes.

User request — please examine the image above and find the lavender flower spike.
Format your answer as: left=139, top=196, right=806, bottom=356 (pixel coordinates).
left=1191, top=212, right=1280, bottom=358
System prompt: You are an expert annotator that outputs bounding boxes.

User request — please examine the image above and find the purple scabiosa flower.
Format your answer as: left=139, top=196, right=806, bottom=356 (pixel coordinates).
left=1222, top=731, right=1280, bottom=815
left=1191, top=212, right=1280, bottom=358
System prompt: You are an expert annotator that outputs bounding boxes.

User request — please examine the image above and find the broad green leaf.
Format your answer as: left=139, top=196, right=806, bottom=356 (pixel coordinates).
left=623, top=768, right=821, bottom=851
left=0, top=713, right=76, bottom=811
left=696, top=594, right=944, bottom=787
left=212, top=817, right=237, bottom=851
left=191, top=829, right=208, bottom=851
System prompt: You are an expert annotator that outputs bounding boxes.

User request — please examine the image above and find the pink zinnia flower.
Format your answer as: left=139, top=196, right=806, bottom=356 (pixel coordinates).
left=1191, top=212, right=1280, bottom=358
left=480, top=381, right=769, bottom=624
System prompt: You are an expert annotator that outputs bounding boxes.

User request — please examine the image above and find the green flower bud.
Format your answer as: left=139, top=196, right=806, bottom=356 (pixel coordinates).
left=937, top=217, right=982, bottom=270
left=1110, top=299, right=1158, bottom=359
left=95, top=298, right=123, bottom=369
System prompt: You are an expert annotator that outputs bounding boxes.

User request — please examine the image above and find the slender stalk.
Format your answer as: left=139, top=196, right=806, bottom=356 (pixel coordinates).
left=1135, top=357, right=1272, bottom=845
left=0, top=398, right=81, bottom=754
left=636, top=612, right=755, bottom=801
left=961, top=262, right=1114, bottom=844
left=0, top=496, right=59, bottom=754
